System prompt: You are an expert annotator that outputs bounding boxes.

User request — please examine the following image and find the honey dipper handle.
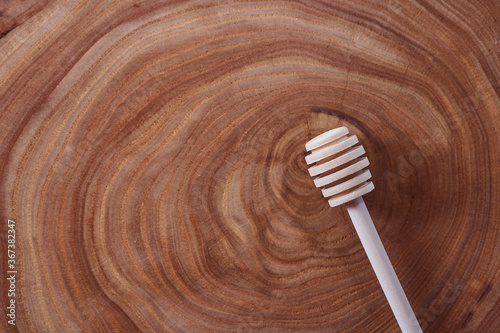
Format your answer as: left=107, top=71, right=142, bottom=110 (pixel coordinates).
left=345, top=197, right=422, bottom=333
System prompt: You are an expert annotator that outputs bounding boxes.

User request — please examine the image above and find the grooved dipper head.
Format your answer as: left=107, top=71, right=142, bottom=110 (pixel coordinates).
left=305, top=127, right=374, bottom=207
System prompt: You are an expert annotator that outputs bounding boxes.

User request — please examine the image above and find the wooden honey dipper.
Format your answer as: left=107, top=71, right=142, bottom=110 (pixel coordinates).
left=305, top=127, right=422, bottom=333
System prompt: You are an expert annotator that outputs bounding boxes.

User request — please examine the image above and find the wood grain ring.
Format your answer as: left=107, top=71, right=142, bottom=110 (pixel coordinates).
left=0, top=0, right=499, bottom=332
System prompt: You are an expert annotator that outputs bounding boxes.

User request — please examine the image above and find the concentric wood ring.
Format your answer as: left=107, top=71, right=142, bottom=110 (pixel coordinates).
left=1, top=0, right=499, bottom=332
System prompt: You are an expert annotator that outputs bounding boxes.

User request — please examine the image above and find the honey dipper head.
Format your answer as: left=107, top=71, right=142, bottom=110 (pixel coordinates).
left=305, top=127, right=374, bottom=207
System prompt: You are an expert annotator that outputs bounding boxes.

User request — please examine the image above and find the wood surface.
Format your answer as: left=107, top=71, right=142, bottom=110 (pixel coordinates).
left=1, top=0, right=499, bottom=332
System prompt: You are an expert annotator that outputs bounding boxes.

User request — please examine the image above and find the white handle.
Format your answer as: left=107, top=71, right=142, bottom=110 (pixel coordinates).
left=345, top=197, right=422, bottom=333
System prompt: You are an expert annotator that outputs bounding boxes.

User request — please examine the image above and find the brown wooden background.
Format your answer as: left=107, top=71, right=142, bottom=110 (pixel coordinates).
left=1, top=0, right=499, bottom=332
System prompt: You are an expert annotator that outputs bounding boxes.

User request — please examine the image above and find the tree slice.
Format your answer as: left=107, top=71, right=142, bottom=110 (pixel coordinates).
left=1, top=0, right=499, bottom=332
